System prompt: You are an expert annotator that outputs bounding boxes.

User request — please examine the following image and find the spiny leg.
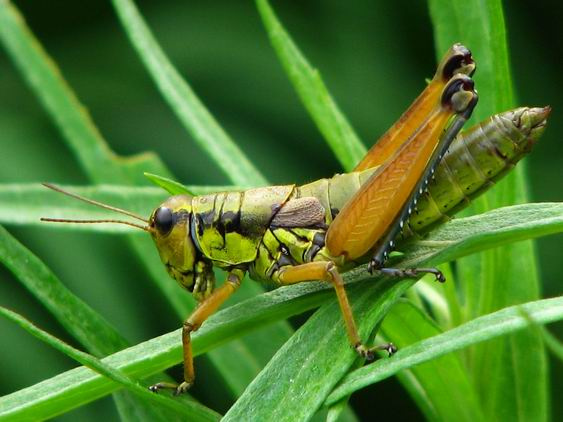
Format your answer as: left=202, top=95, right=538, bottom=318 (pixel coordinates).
left=149, top=269, right=244, bottom=395
left=326, top=74, right=477, bottom=264
left=354, top=43, right=474, bottom=171
left=368, top=76, right=479, bottom=280
left=278, top=261, right=395, bottom=360
left=378, top=267, right=446, bottom=283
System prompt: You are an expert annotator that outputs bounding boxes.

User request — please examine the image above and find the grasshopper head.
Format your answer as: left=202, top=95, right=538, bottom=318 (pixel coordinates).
left=41, top=184, right=213, bottom=299
left=149, top=195, right=200, bottom=292
left=40, top=184, right=212, bottom=298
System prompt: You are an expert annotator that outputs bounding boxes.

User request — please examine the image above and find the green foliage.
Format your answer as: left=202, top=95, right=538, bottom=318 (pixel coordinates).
left=144, top=173, right=196, bottom=196
left=429, top=2, right=548, bottom=420
left=328, top=297, right=563, bottom=405
left=2, top=202, right=561, bottom=419
left=112, top=0, right=266, bottom=188
left=256, top=0, right=366, bottom=171
left=0, top=0, right=561, bottom=421
left=0, top=306, right=220, bottom=421
left=0, top=0, right=294, bottom=412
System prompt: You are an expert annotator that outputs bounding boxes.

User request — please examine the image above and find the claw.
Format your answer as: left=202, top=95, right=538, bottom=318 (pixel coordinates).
left=381, top=342, right=398, bottom=356
left=367, top=258, right=381, bottom=275
left=148, top=381, right=178, bottom=394
left=355, top=342, right=397, bottom=360
left=355, top=343, right=375, bottom=361
left=435, top=271, right=446, bottom=283
left=174, top=381, right=194, bottom=396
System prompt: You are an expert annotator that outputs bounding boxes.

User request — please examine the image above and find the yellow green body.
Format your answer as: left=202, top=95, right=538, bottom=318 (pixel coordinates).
left=150, top=107, right=546, bottom=300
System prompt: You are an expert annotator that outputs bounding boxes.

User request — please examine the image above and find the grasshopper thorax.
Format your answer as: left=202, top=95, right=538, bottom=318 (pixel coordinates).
left=149, top=195, right=214, bottom=300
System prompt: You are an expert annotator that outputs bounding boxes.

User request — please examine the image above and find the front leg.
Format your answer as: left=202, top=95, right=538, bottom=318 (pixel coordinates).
left=149, top=269, right=244, bottom=395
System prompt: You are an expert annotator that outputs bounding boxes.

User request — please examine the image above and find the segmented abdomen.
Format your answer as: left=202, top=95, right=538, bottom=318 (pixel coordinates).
left=249, top=107, right=548, bottom=283
left=296, top=107, right=547, bottom=236
left=405, top=106, right=547, bottom=233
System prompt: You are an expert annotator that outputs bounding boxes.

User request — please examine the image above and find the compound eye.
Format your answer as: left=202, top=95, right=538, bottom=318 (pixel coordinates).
left=154, top=207, right=173, bottom=235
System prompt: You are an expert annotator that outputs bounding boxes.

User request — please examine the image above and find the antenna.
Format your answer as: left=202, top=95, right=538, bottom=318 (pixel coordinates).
left=41, top=183, right=151, bottom=232
left=40, top=217, right=151, bottom=232
left=42, top=183, right=148, bottom=223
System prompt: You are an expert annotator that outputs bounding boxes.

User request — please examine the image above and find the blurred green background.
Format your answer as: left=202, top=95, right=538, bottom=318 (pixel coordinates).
left=1, top=1, right=561, bottom=420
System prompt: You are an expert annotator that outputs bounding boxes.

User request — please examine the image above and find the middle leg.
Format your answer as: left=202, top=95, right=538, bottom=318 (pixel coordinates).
left=278, top=261, right=396, bottom=360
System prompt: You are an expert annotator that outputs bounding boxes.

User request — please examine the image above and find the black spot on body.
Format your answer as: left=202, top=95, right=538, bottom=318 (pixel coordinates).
left=288, top=229, right=309, bottom=243
left=175, top=210, right=190, bottom=221
left=216, top=221, right=226, bottom=239
left=313, top=232, right=326, bottom=248
left=220, top=210, right=241, bottom=233
left=277, top=254, right=294, bottom=267
left=199, top=210, right=216, bottom=227
left=493, top=146, right=508, bottom=160
left=196, top=215, right=204, bottom=236
left=304, top=244, right=321, bottom=263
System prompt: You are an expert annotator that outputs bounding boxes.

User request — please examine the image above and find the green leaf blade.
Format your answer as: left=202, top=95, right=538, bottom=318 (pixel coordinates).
left=0, top=223, right=211, bottom=421
left=111, top=0, right=266, bottom=187
left=0, top=307, right=220, bottom=422
left=256, top=0, right=366, bottom=171
left=327, top=297, right=563, bottom=404
left=223, top=279, right=412, bottom=422
left=0, top=225, right=128, bottom=356
left=429, top=1, right=548, bottom=420
left=144, top=173, right=195, bottom=196
left=378, top=300, right=484, bottom=421
left=1, top=200, right=561, bottom=419
left=0, top=0, right=293, bottom=403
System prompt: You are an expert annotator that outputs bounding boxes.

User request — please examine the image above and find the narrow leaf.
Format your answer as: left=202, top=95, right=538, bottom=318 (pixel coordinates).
left=0, top=225, right=127, bottom=355
left=0, top=307, right=220, bottom=422
left=1, top=202, right=561, bottom=419
left=0, top=0, right=292, bottom=399
left=111, top=0, right=266, bottom=187
left=0, top=0, right=169, bottom=183
left=399, top=203, right=563, bottom=268
left=0, top=184, right=229, bottom=233
left=144, top=173, right=195, bottom=196
left=429, top=2, right=547, bottom=419
left=0, top=224, right=206, bottom=420
left=223, top=278, right=411, bottom=421
left=256, top=0, right=366, bottom=171
left=224, top=202, right=563, bottom=419
left=518, top=309, right=563, bottom=362
left=378, top=300, right=483, bottom=421
left=326, top=297, right=563, bottom=404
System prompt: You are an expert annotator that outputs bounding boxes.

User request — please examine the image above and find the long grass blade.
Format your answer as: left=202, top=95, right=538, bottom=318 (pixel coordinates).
left=0, top=0, right=293, bottom=402
left=0, top=307, right=220, bottom=422
left=1, top=202, right=561, bottom=419
left=0, top=224, right=204, bottom=420
left=111, top=0, right=266, bottom=187
left=429, top=1, right=547, bottom=419
left=375, top=300, right=484, bottom=421
left=256, top=0, right=366, bottom=171
left=326, top=297, right=563, bottom=404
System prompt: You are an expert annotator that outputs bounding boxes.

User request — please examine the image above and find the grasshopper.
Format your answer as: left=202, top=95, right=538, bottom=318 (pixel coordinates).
left=42, top=44, right=549, bottom=395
